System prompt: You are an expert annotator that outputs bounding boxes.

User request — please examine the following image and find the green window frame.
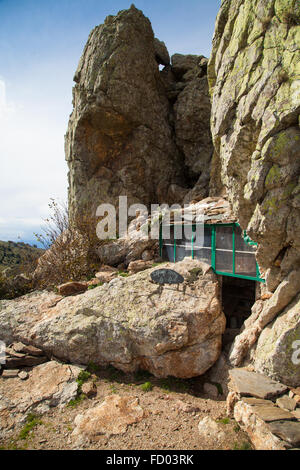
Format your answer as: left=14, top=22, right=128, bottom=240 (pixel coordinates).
left=159, top=222, right=265, bottom=283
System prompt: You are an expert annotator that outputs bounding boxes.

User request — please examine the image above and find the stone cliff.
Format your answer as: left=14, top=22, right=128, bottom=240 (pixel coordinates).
left=65, top=5, right=213, bottom=220
left=208, top=0, right=300, bottom=383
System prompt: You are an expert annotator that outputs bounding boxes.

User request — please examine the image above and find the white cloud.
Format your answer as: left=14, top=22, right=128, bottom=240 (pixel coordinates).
left=0, top=78, right=16, bottom=120
left=0, top=77, right=68, bottom=244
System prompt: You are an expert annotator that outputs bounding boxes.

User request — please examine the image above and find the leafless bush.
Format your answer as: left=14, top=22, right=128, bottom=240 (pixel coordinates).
left=34, top=199, right=100, bottom=288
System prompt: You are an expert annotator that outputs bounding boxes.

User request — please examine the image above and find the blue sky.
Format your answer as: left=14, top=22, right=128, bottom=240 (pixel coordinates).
left=0, top=0, right=221, bottom=244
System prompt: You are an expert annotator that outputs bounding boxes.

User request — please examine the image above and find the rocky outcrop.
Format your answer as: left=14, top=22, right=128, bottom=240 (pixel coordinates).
left=161, top=54, right=213, bottom=202
left=72, top=395, right=144, bottom=445
left=0, top=259, right=225, bottom=378
left=228, top=368, right=300, bottom=450
left=208, top=0, right=300, bottom=380
left=3, top=342, right=48, bottom=369
left=0, top=361, right=83, bottom=438
left=66, top=5, right=213, bottom=221
left=253, top=292, right=300, bottom=387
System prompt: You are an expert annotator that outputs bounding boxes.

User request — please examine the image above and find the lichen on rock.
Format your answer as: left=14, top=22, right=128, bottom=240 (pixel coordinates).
left=0, top=259, right=225, bottom=379
left=208, top=0, right=300, bottom=381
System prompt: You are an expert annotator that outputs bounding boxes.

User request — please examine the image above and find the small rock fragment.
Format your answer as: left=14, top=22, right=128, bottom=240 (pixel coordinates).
left=203, top=382, right=219, bottom=398
left=276, top=395, right=297, bottom=412
left=175, top=400, right=200, bottom=413
left=2, top=369, right=20, bottom=378
left=58, top=281, right=88, bottom=296
left=198, top=416, right=225, bottom=441
left=81, top=381, right=97, bottom=398
left=18, top=371, right=29, bottom=380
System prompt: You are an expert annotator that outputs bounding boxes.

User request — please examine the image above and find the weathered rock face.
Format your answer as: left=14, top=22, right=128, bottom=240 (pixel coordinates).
left=253, top=293, right=300, bottom=387
left=161, top=54, right=213, bottom=202
left=0, top=259, right=225, bottom=378
left=0, top=361, right=82, bottom=438
left=208, top=0, right=300, bottom=276
left=208, top=0, right=300, bottom=382
left=228, top=368, right=300, bottom=450
left=66, top=5, right=212, bottom=221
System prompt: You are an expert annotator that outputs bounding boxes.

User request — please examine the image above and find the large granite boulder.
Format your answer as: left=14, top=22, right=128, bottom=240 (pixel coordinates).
left=66, top=5, right=213, bottom=221
left=66, top=5, right=185, bottom=220
left=0, top=259, right=225, bottom=378
left=254, top=293, right=300, bottom=387
left=208, top=0, right=300, bottom=382
left=208, top=0, right=300, bottom=277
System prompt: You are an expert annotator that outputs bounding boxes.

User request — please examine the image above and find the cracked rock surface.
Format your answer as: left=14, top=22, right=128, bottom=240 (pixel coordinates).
left=0, top=259, right=225, bottom=379
left=208, top=0, right=300, bottom=379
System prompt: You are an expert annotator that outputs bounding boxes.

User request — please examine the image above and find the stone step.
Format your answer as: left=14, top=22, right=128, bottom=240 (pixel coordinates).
left=5, top=355, right=48, bottom=368
left=229, top=368, right=288, bottom=399
left=268, top=421, right=300, bottom=447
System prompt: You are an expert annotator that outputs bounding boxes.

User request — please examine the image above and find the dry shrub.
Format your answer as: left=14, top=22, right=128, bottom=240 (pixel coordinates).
left=34, top=199, right=101, bottom=288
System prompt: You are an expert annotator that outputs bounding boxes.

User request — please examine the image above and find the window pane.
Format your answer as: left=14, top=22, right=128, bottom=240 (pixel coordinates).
left=194, top=247, right=211, bottom=264
left=162, top=245, right=174, bottom=262
left=235, top=226, right=256, bottom=253
left=192, top=225, right=211, bottom=248
left=162, top=225, right=174, bottom=243
left=216, top=226, right=233, bottom=250
left=175, top=244, right=192, bottom=261
left=235, top=252, right=257, bottom=277
left=216, top=250, right=233, bottom=273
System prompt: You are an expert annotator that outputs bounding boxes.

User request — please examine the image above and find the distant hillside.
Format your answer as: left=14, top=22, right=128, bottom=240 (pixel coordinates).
left=0, top=240, right=44, bottom=272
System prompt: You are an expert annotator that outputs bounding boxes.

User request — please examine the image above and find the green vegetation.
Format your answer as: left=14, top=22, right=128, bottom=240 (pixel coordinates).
left=211, top=382, right=223, bottom=395
left=67, top=394, right=86, bottom=408
left=110, top=384, right=117, bottom=394
left=88, top=282, right=103, bottom=289
left=18, top=413, right=43, bottom=440
left=234, top=423, right=241, bottom=433
left=76, top=370, right=91, bottom=388
left=118, top=271, right=129, bottom=277
left=217, top=417, right=230, bottom=425
left=0, top=240, right=44, bottom=299
left=233, top=441, right=252, bottom=450
left=0, top=440, right=28, bottom=450
left=0, top=240, right=43, bottom=271
left=67, top=369, right=91, bottom=407
left=158, top=376, right=189, bottom=393
left=140, top=381, right=153, bottom=392
left=187, top=267, right=202, bottom=283
left=87, top=361, right=100, bottom=374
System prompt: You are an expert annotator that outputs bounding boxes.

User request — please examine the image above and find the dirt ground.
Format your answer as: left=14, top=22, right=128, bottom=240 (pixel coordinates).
left=0, top=367, right=251, bottom=451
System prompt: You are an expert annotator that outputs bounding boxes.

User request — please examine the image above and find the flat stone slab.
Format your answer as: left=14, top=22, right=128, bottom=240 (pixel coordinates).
left=276, top=395, right=297, bottom=411
left=252, top=405, right=295, bottom=422
left=242, top=397, right=275, bottom=406
left=1, top=369, right=20, bottom=378
left=229, top=368, right=288, bottom=399
left=268, top=421, right=300, bottom=447
left=292, top=409, right=300, bottom=420
left=12, top=342, right=44, bottom=356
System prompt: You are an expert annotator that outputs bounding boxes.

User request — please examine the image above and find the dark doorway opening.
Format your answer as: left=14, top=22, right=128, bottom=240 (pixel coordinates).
left=221, top=276, right=256, bottom=350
